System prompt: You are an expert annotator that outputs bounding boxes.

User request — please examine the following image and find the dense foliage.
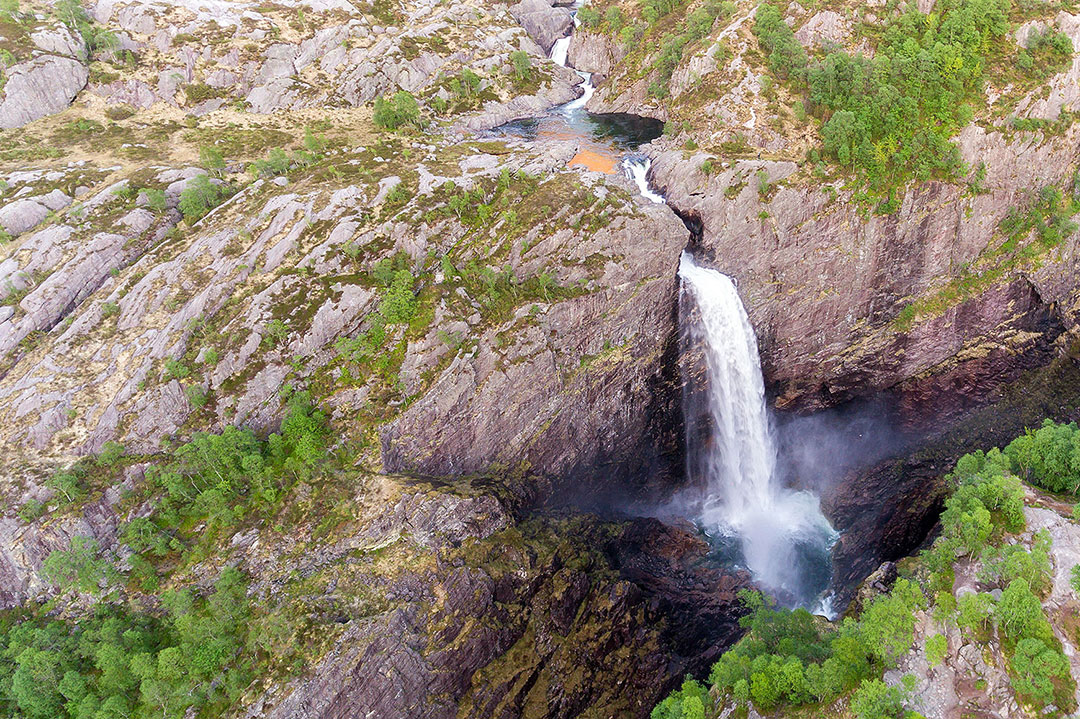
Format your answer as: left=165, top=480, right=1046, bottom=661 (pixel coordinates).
left=373, top=91, right=422, bottom=130
left=1006, top=419, right=1080, bottom=494
left=754, top=0, right=1073, bottom=195
left=0, top=395, right=333, bottom=718
left=0, top=569, right=254, bottom=719
left=178, top=175, right=231, bottom=224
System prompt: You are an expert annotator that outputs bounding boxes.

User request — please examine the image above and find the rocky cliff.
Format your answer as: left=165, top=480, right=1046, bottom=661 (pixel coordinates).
left=3, top=0, right=1080, bottom=716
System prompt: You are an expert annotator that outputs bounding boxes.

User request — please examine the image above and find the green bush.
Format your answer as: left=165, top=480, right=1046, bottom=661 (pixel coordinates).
left=956, top=592, right=995, bottom=635
left=262, top=318, right=289, bottom=348
left=753, top=2, right=806, bottom=82
left=379, top=269, right=417, bottom=323
left=925, top=634, right=946, bottom=668
left=702, top=590, right=871, bottom=711
left=756, top=0, right=1011, bottom=192
left=177, top=175, right=228, bottom=224
left=184, top=384, right=208, bottom=408
left=198, top=146, right=226, bottom=176
left=1011, top=637, right=1070, bottom=707
left=1005, top=420, right=1080, bottom=494
left=46, top=467, right=85, bottom=505
left=142, top=188, right=167, bottom=213
left=0, top=567, right=257, bottom=719
left=858, top=579, right=925, bottom=667
left=510, top=50, right=531, bottom=85
left=250, top=147, right=291, bottom=178
left=41, top=536, right=117, bottom=596
left=851, top=677, right=914, bottom=719
left=577, top=6, right=600, bottom=27
left=17, top=499, right=46, bottom=523
left=163, top=358, right=190, bottom=380
left=997, top=578, right=1050, bottom=641
left=650, top=678, right=708, bottom=719
left=373, top=91, right=421, bottom=130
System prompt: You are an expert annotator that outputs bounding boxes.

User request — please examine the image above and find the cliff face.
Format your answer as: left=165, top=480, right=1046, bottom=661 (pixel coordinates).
left=4, top=0, right=1080, bottom=716
left=648, top=128, right=1080, bottom=422
left=229, top=484, right=751, bottom=719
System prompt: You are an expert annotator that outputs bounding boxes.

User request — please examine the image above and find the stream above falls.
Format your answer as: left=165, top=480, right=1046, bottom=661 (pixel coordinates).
left=488, top=1, right=664, bottom=195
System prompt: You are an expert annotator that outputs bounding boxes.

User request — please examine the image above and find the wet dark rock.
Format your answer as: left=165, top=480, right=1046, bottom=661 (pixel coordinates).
left=250, top=493, right=751, bottom=719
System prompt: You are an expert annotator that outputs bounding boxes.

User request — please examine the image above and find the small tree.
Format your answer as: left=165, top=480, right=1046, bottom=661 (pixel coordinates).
left=1011, top=637, right=1069, bottom=707
left=373, top=91, right=420, bottom=130
left=178, top=175, right=227, bottom=224
left=925, top=634, right=947, bottom=668
left=510, top=50, right=531, bottom=85
left=851, top=677, right=914, bottom=719
left=997, top=578, right=1046, bottom=640
left=198, top=146, right=226, bottom=177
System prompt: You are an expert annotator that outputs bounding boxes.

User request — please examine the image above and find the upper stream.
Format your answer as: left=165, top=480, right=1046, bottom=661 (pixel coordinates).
left=489, top=1, right=664, bottom=200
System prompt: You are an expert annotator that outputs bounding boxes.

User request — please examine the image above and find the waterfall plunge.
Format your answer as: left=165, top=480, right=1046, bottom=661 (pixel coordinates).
left=679, top=254, right=836, bottom=608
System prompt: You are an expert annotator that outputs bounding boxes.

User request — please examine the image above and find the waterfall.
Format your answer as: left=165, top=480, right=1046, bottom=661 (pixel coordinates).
left=550, top=35, right=571, bottom=67
left=679, top=253, right=836, bottom=608
left=548, top=5, right=594, bottom=114
left=622, top=157, right=665, bottom=203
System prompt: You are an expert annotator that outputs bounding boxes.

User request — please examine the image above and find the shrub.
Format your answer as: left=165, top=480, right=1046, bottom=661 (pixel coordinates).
left=379, top=269, right=417, bottom=323
left=1010, top=637, right=1070, bottom=707
left=858, top=579, right=925, bottom=667
left=650, top=678, right=708, bottom=719
left=956, top=592, right=995, bottom=636
left=163, top=358, right=190, bottom=380
left=1005, top=420, right=1080, bottom=494
left=46, top=467, right=84, bottom=505
left=198, top=146, right=226, bottom=176
left=925, top=634, right=946, bottom=668
left=851, top=677, right=914, bottom=719
left=997, top=578, right=1048, bottom=640
left=184, top=384, right=208, bottom=408
left=98, top=440, right=125, bottom=466
left=577, top=6, right=600, bottom=27
left=757, top=169, right=771, bottom=197
left=177, top=175, right=228, bottom=224
left=41, top=536, right=117, bottom=595
left=142, top=188, right=167, bottom=212
left=510, top=50, right=531, bottom=84
left=250, top=147, right=291, bottom=178
left=262, top=318, right=289, bottom=348
left=17, top=499, right=46, bottom=523
left=373, top=91, right=421, bottom=130
left=753, top=2, right=807, bottom=82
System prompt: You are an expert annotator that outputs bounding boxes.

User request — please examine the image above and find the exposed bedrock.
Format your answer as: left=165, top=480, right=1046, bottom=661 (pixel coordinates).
left=647, top=125, right=1080, bottom=422
left=244, top=496, right=750, bottom=719
left=380, top=197, right=691, bottom=503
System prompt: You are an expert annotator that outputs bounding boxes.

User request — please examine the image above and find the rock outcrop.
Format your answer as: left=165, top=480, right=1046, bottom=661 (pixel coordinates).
left=0, top=22, right=89, bottom=130
left=508, top=0, right=573, bottom=53
left=239, top=482, right=750, bottom=719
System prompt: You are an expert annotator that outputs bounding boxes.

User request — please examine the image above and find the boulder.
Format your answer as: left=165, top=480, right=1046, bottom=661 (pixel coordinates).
left=0, top=56, right=88, bottom=129
left=794, top=10, right=851, bottom=49
left=508, top=0, right=573, bottom=53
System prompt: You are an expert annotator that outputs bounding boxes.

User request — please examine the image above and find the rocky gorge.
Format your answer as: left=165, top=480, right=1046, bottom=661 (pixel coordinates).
left=1, top=0, right=1080, bottom=716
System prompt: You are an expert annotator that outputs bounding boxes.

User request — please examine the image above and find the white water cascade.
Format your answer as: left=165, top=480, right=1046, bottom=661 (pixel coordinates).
left=679, top=253, right=836, bottom=607
left=548, top=6, right=595, bottom=113
left=622, top=158, right=665, bottom=203
left=550, top=35, right=571, bottom=67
